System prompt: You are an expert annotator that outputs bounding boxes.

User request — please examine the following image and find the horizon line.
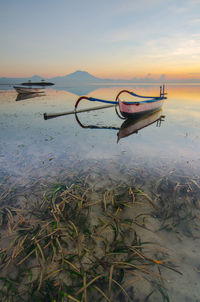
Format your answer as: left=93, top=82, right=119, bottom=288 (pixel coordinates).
left=1, top=70, right=200, bottom=83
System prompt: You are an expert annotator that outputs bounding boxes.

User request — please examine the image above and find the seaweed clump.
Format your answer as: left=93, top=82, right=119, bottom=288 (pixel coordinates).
left=0, top=178, right=179, bottom=302
left=152, top=174, right=200, bottom=237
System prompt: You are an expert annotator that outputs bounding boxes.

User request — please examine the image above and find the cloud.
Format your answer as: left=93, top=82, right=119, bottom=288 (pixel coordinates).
left=143, top=35, right=200, bottom=60
left=106, top=26, right=143, bottom=43
left=188, top=0, right=200, bottom=4
left=189, top=17, right=200, bottom=25
left=111, top=0, right=165, bottom=15
left=169, top=0, right=200, bottom=14
left=188, top=72, right=200, bottom=76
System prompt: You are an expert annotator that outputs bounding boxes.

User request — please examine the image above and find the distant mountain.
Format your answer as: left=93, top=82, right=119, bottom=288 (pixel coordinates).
left=1, top=70, right=199, bottom=86
left=0, top=71, right=104, bottom=86
left=51, top=70, right=103, bottom=86
left=0, top=75, right=43, bottom=85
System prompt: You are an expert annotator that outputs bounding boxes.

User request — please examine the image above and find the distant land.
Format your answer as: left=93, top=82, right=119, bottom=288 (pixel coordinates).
left=0, top=70, right=200, bottom=85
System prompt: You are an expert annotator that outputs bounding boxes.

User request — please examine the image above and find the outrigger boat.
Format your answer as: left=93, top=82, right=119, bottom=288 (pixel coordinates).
left=14, top=85, right=45, bottom=94
left=74, top=85, right=167, bottom=118
left=43, top=85, right=167, bottom=120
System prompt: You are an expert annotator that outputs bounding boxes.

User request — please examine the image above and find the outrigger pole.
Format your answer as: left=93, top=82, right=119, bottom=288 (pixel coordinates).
left=44, top=104, right=116, bottom=120
left=44, top=96, right=118, bottom=120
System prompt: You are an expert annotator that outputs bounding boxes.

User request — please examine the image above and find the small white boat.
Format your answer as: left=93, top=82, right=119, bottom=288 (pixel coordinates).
left=13, top=85, right=44, bottom=94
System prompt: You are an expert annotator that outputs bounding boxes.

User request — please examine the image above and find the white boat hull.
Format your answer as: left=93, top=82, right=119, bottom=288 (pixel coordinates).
left=14, top=86, right=44, bottom=94
left=118, top=98, right=164, bottom=118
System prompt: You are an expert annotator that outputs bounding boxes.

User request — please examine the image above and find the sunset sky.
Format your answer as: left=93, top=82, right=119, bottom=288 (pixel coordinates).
left=1, top=0, right=200, bottom=80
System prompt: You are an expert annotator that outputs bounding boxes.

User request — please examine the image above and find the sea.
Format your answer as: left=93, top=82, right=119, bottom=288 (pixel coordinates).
left=0, top=83, right=200, bottom=301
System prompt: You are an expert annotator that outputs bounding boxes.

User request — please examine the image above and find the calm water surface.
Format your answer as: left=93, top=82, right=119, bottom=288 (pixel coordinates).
left=0, top=84, right=200, bottom=301
left=1, top=85, right=200, bottom=179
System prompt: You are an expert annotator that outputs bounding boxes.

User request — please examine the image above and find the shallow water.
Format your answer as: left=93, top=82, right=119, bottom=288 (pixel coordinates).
left=1, top=85, right=200, bottom=179
left=0, top=84, right=200, bottom=301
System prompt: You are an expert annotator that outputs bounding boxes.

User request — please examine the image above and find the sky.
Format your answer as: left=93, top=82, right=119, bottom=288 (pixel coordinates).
left=1, top=0, right=200, bottom=80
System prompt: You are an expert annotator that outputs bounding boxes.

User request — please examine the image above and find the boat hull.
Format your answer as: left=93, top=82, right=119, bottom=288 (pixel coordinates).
left=119, top=99, right=164, bottom=118
left=14, top=86, right=44, bottom=94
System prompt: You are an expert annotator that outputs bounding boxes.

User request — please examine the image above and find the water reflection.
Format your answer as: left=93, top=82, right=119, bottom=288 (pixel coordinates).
left=0, top=86, right=200, bottom=301
left=55, top=85, right=103, bottom=96
left=117, top=110, right=165, bottom=141
left=15, top=92, right=45, bottom=101
left=75, top=111, right=120, bottom=130
left=75, top=109, right=165, bottom=142
left=52, top=84, right=166, bottom=96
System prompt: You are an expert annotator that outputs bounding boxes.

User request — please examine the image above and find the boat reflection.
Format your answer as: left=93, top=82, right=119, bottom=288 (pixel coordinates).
left=117, top=110, right=165, bottom=142
left=74, top=112, right=119, bottom=130
left=75, top=109, right=165, bottom=142
left=16, top=92, right=45, bottom=102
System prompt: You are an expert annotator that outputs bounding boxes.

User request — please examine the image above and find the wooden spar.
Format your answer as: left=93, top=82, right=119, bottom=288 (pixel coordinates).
left=43, top=104, right=116, bottom=120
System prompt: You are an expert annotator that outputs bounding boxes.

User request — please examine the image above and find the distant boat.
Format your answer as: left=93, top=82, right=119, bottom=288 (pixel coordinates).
left=117, top=110, right=165, bottom=141
left=13, top=85, right=44, bottom=94
left=116, top=85, right=167, bottom=118
left=20, top=80, right=54, bottom=86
